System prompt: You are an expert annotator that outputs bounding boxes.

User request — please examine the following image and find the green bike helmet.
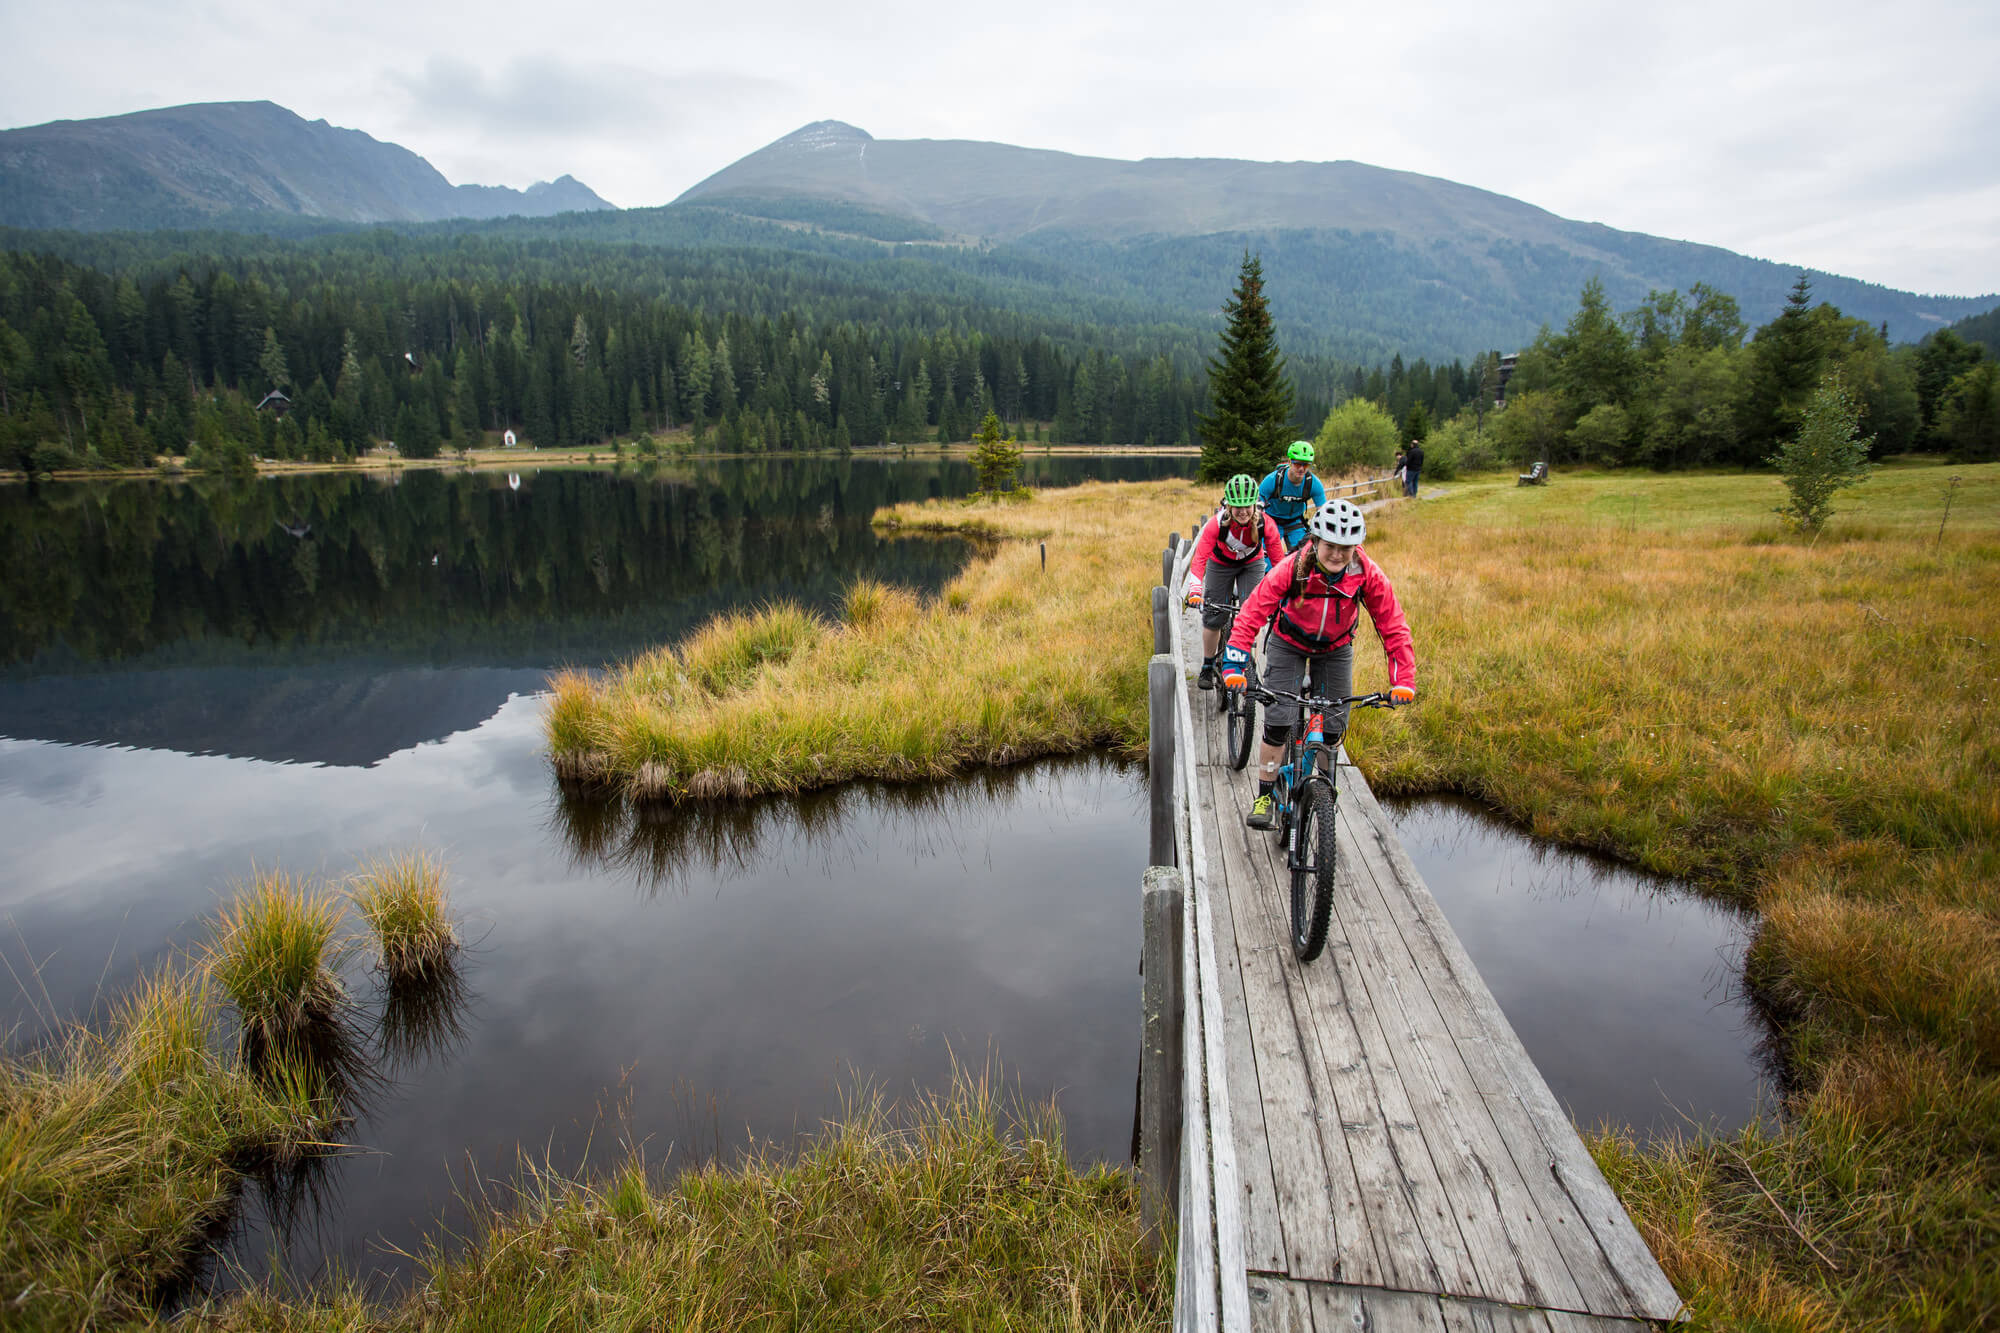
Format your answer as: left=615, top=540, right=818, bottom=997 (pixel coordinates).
left=1287, top=440, right=1315, bottom=464
left=1222, top=473, right=1259, bottom=508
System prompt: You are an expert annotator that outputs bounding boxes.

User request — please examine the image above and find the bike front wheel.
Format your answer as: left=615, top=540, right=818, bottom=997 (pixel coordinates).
left=1289, top=780, right=1337, bottom=963
left=1225, top=687, right=1256, bottom=770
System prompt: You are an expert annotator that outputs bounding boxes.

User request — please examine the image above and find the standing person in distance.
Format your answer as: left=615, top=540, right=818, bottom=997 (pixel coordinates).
left=1184, top=474, right=1287, bottom=691
left=1219, top=500, right=1415, bottom=829
left=1258, top=440, right=1328, bottom=551
left=1392, top=446, right=1406, bottom=494
left=1403, top=437, right=1425, bottom=498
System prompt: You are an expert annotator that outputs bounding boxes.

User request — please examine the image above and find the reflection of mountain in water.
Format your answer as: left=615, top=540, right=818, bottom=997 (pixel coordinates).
left=0, top=455, right=1195, bottom=765
left=0, top=460, right=1005, bottom=763
left=0, top=666, right=541, bottom=767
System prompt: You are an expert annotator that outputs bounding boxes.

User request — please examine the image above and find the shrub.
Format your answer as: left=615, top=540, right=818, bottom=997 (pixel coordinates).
left=1415, top=413, right=1501, bottom=481
left=1771, top=372, right=1873, bottom=533
left=1314, top=398, right=1399, bottom=470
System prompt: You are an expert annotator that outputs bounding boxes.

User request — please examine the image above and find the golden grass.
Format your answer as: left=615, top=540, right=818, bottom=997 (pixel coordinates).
left=1342, top=461, right=2000, bottom=1330
left=349, top=849, right=457, bottom=982
left=546, top=479, right=1212, bottom=802
left=0, top=964, right=310, bottom=1330
left=183, top=1064, right=1170, bottom=1332
left=206, top=870, right=349, bottom=1048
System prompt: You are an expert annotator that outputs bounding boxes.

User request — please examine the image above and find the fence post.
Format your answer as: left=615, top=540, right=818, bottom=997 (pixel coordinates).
left=1152, top=585, right=1171, bottom=655
left=1148, top=653, right=1177, bottom=869
left=1161, top=545, right=1174, bottom=590
left=1139, top=863, right=1185, bottom=1247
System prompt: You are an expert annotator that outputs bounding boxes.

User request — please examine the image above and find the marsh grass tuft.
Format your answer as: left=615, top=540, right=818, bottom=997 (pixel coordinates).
left=350, top=849, right=457, bottom=983
left=0, top=963, right=314, bottom=1330
left=193, top=1062, right=1170, bottom=1330
left=207, top=871, right=348, bottom=1050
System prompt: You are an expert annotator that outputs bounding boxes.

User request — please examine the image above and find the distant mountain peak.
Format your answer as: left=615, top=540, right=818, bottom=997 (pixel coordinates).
left=0, top=100, right=612, bottom=230
left=773, top=121, right=873, bottom=151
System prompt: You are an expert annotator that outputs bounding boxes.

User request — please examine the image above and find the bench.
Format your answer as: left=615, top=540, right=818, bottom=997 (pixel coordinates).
left=1517, top=460, right=1549, bottom=486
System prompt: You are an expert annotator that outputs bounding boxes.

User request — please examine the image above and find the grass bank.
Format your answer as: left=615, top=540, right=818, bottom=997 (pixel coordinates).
left=551, top=458, right=1998, bottom=1325
left=1346, top=461, right=1998, bottom=1330
left=545, top=478, right=1215, bottom=799
left=190, top=1071, right=1168, bottom=1331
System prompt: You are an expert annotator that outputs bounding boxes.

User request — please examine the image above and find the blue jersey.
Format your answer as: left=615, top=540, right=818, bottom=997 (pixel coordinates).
left=1258, top=467, right=1325, bottom=543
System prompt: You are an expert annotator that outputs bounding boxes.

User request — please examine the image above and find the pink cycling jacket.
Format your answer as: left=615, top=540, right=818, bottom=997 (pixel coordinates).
left=1228, top=547, right=1416, bottom=690
left=1189, top=507, right=1286, bottom=578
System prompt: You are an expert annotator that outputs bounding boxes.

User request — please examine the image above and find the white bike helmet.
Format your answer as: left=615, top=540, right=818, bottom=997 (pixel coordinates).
left=1307, top=498, right=1366, bottom=545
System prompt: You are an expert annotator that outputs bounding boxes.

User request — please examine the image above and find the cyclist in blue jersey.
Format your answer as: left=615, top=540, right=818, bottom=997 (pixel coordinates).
left=1258, top=440, right=1327, bottom=550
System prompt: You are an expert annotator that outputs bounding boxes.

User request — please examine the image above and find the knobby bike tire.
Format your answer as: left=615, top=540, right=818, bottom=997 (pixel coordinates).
left=1226, top=687, right=1255, bottom=770
left=1290, top=780, right=1337, bottom=963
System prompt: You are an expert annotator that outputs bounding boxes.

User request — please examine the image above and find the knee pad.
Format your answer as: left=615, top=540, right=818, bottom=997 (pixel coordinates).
left=1261, top=722, right=1292, bottom=748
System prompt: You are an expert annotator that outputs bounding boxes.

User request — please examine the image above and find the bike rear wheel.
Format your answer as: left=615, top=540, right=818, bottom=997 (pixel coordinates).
left=1225, top=687, right=1255, bottom=770
left=1289, top=780, right=1337, bottom=963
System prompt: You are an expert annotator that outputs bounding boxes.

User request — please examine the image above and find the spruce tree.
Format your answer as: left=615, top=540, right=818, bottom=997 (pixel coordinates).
left=1198, top=253, right=1293, bottom=482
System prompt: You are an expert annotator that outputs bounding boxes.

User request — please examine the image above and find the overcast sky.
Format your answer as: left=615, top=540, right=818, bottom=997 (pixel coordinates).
left=3, top=0, right=1995, bottom=297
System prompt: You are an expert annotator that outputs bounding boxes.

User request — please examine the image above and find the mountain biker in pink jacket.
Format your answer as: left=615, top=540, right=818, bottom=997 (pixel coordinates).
left=1220, top=499, right=1416, bottom=829
left=1184, top=473, right=1286, bottom=690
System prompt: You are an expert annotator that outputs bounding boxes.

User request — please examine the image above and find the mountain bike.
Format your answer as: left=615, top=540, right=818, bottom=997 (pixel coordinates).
left=1243, top=685, right=1403, bottom=963
left=1206, top=597, right=1257, bottom=771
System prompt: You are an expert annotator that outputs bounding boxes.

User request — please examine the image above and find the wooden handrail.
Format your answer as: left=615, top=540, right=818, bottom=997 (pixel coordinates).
left=1324, top=472, right=1401, bottom=499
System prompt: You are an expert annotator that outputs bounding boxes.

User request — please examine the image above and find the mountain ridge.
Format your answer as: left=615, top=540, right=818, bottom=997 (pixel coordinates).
left=0, top=100, right=613, bottom=229
left=669, top=121, right=1995, bottom=358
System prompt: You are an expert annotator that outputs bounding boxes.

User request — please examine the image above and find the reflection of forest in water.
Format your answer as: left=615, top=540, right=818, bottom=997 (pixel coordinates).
left=552, top=752, right=1143, bottom=898
left=0, top=458, right=1004, bottom=671
left=4, top=456, right=1136, bottom=762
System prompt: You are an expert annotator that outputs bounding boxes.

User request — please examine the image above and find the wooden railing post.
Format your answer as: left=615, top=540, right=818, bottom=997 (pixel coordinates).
left=1152, top=585, right=1172, bottom=655
left=1148, top=653, right=1177, bottom=869
left=1140, top=863, right=1185, bottom=1246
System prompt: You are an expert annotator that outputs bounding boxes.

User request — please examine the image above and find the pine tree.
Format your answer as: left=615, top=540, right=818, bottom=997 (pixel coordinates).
left=1198, top=254, right=1293, bottom=482
left=258, top=326, right=291, bottom=395
left=970, top=411, right=1022, bottom=494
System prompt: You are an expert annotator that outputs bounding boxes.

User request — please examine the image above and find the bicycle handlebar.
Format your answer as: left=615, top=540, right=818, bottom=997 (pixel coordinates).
left=1247, top=685, right=1405, bottom=711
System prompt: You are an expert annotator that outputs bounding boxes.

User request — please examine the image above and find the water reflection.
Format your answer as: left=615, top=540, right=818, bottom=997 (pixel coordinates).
left=551, top=761, right=1088, bottom=897
left=0, top=455, right=1194, bottom=764
left=1382, top=793, right=1775, bottom=1139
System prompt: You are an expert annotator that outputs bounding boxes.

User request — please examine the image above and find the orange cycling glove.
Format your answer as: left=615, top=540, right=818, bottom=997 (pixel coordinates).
left=1390, top=685, right=1416, bottom=705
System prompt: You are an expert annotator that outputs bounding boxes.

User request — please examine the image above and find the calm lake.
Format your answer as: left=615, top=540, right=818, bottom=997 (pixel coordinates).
left=0, top=454, right=1770, bottom=1296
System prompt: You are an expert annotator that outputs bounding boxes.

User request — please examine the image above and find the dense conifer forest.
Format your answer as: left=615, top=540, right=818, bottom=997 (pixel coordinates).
left=0, top=219, right=1501, bottom=474
left=3, top=212, right=1990, bottom=476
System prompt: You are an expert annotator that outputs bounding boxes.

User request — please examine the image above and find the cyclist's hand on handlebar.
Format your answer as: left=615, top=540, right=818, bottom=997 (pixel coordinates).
left=1182, top=576, right=1202, bottom=608
left=1389, top=685, right=1416, bottom=706
left=1219, top=647, right=1250, bottom=690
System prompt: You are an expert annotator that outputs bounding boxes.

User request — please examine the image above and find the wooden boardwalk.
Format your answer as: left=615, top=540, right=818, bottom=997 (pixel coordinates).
left=1156, top=543, right=1682, bottom=1331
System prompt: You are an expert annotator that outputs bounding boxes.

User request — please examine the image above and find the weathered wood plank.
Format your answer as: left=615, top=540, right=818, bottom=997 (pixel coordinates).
left=1192, top=713, right=1289, bottom=1274
left=1232, top=811, right=1456, bottom=1295
left=1433, top=1296, right=1554, bottom=1332
left=1172, top=565, right=1251, bottom=1330
left=1141, top=864, right=1185, bottom=1242
left=1328, top=798, right=1583, bottom=1310
left=1167, top=561, right=1217, bottom=1333
left=1539, top=1311, right=1658, bottom=1333
left=1202, top=736, right=1378, bottom=1285
left=1339, top=773, right=1682, bottom=1321
left=1247, top=1275, right=1318, bottom=1333
left=1311, top=1282, right=1448, bottom=1333
left=1282, top=839, right=1495, bottom=1300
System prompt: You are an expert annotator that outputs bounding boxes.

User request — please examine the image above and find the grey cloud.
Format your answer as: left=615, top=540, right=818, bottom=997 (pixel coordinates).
left=385, top=55, right=784, bottom=141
